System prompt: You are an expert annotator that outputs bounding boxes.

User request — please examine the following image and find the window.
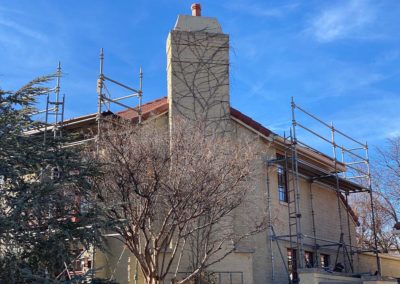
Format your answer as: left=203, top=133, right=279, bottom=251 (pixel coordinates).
left=304, top=251, right=314, bottom=268
left=320, top=254, right=330, bottom=268
left=288, top=249, right=318, bottom=280
left=287, top=249, right=297, bottom=282
left=277, top=165, right=288, bottom=202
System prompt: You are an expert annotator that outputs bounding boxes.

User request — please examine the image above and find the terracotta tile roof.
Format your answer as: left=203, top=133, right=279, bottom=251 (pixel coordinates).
left=230, top=107, right=273, bottom=137
left=339, top=193, right=359, bottom=225
left=116, top=97, right=274, bottom=138
left=117, top=97, right=169, bottom=122
left=60, top=98, right=169, bottom=129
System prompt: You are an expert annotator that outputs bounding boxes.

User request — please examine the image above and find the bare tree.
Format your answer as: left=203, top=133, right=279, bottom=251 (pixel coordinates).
left=354, top=137, right=400, bottom=254
left=90, top=118, right=266, bottom=284
left=375, top=137, right=400, bottom=225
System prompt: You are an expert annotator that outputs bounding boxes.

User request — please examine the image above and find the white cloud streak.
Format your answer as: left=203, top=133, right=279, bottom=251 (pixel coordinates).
left=0, top=18, right=47, bottom=42
left=308, top=0, right=374, bottom=43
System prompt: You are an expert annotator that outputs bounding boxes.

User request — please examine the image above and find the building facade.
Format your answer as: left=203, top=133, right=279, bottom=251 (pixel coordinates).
left=61, top=5, right=400, bottom=284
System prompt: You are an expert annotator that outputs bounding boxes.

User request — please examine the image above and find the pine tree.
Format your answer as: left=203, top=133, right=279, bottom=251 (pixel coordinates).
left=0, top=77, right=105, bottom=282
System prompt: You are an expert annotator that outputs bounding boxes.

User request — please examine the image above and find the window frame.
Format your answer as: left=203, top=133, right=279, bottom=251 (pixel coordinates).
left=277, top=164, right=288, bottom=203
left=287, top=248, right=298, bottom=282
left=320, top=253, right=330, bottom=268
left=304, top=251, right=314, bottom=268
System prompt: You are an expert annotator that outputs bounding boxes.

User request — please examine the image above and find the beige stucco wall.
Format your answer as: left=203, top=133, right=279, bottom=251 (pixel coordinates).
left=166, top=28, right=230, bottom=134
left=356, top=253, right=400, bottom=278
left=298, top=269, right=363, bottom=284
left=95, top=240, right=149, bottom=283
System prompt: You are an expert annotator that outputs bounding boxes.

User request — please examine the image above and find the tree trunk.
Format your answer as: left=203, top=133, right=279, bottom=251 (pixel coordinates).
left=145, top=276, right=160, bottom=284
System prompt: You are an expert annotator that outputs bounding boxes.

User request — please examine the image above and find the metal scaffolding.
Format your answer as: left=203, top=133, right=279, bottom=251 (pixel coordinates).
left=30, top=62, right=65, bottom=143
left=96, top=48, right=143, bottom=145
left=56, top=48, right=143, bottom=149
left=30, top=51, right=144, bottom=281
left=266, top=97, right=380, bottom=283
left=84, top=48, right=144, bottom=280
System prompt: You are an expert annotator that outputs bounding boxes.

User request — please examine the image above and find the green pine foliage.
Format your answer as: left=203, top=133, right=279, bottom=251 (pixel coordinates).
left=0, top=77, right=106, bottom=282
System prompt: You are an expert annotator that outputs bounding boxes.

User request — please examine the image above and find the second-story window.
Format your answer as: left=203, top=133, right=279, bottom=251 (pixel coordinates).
left=277, top=165, right=288, bottom=202
left=320, top=253, right=330, bottom=268
left=304, top=251, right=314, bottom=268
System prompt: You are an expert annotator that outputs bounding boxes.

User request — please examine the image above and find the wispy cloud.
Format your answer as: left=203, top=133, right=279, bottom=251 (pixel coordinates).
left=308, top=0, right=375, bottom=43
left=0, top=18, right=47, bottom=42
left=332, top=94, right=400, bottom=143
left=329, top=69, right=386, bottom=95
left=0, top=5, right=25, bottom=15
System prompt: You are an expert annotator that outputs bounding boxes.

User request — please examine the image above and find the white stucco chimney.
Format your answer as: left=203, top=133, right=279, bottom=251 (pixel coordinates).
left=166, top=4, right=230, bottom=133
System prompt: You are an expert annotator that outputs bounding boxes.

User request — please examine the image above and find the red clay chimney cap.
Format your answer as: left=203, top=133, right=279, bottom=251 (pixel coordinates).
left=191, top=3, right=201, bottom=16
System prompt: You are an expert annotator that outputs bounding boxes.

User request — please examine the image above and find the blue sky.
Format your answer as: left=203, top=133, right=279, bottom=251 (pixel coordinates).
left=1, top=0, right=399, bottom=158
